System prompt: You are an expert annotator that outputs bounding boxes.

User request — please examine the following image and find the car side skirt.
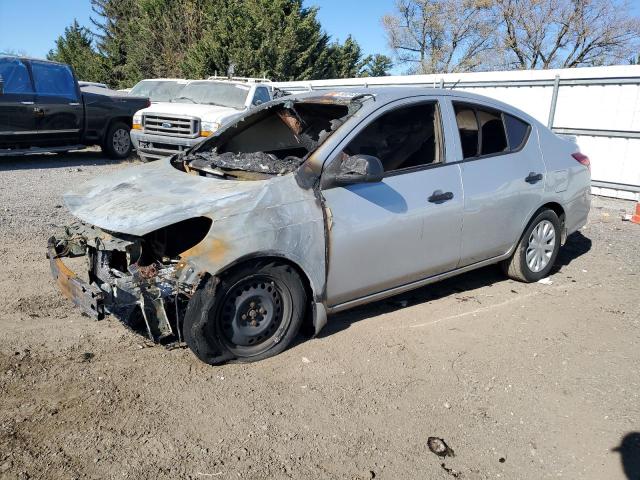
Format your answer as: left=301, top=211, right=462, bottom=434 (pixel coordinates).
left=327, top=252, right=513, bottom=314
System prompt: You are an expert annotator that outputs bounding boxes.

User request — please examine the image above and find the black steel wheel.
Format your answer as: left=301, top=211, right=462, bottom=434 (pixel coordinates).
left=183, top=260, right=307, bottom=365
left=217, top=275, right=291, bottom=356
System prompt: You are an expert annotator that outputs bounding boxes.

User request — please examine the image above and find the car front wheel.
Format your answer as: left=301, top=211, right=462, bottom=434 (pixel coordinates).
left=183, top=260, right=307, bottom=365
left=502, top=209, right=561, bottom=282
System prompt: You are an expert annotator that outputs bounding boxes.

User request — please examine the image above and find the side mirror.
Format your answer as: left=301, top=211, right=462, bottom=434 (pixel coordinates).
left=328, top=154, right=384, bottom=187
left=253, top=99, right=263, bottom=107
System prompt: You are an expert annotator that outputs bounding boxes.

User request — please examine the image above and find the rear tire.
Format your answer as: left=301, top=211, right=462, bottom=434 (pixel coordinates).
left=102, top=121, right=132, bottom=159
left=183, top=261, right=307, bottom=365
left=502, top=209, right=561, bottom=282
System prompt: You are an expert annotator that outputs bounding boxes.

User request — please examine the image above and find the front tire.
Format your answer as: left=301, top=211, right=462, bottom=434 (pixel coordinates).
left=502, top=209, right=561, bottom=282
left=183, top=261, right=307, bottom=365
left=102, top=121, right=132, bottom=159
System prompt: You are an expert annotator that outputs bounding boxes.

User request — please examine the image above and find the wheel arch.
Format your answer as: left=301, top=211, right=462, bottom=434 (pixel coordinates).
left=523, top=201, right=567, bottom=245
left=101, top=116, right=133, bottom=142
left=209, top=251, right=326, bottom=337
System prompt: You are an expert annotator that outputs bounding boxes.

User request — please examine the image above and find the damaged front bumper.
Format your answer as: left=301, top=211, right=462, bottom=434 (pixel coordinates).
left=47, top=223, right=190, bottom=344
left=47, top=237, right=105, bottom=320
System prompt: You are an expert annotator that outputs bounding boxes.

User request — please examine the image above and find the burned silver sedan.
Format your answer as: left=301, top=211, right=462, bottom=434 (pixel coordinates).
left=48, top=88, right=591, bottom=365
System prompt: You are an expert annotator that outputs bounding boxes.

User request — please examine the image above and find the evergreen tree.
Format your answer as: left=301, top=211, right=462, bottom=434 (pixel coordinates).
left=359, top=54, right=393, bottom=77
left=90, top=0, right=140, bottom=88
left=47, top=20, right=103, bottom=82
left=50, top=0, right=388, bottom=86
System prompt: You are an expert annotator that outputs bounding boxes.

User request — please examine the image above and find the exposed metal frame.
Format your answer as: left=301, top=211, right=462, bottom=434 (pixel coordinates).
left=591, top=180, right=640, bottom=193
left=283, top=76, right=640, bottom=92
left=552, top=127, right=640, bottom=139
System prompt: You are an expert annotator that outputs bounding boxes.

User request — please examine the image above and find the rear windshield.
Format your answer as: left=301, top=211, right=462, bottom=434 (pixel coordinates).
left=172, top=81, right=250, bottom=109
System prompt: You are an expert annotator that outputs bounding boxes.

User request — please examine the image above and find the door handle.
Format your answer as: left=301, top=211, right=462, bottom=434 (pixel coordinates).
left=525, top=172, right=543, bottom=184
left=20, top=101, right=35, bottom=105
left=33, top=107, right=45, bottom=117
left=428, top=190, right=454, bottom=203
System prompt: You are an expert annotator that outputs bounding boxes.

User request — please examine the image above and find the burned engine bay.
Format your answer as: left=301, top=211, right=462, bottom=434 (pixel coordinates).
left=49, top=217, right=214, bottom=344
left=176, top=99, right=354, bottom=178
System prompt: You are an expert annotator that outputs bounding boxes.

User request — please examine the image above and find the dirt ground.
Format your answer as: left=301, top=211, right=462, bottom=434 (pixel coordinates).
left=0, top=151, right=638, bottom=480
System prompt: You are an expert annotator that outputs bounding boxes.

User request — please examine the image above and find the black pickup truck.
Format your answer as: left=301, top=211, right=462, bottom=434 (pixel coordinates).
left=0, top=56, right=149, bottom=159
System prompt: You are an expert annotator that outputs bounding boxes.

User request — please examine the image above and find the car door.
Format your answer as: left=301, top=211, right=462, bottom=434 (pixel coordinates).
left=30, top=60, right=82, bottom=146
left=322, top=98, right=463, bottom=308
left=449, top=98, right=546, bottom=266
left=0, top=57, right=37, bottom=147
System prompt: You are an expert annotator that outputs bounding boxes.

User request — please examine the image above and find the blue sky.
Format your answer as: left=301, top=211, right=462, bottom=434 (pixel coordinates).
left=0, top=0, right=396, bottom=60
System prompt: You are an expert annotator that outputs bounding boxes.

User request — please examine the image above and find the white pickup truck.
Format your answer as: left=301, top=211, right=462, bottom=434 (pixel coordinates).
left=130, top=78, right=274, bottom=162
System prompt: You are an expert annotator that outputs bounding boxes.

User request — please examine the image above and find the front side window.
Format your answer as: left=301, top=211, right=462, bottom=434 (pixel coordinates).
left=343, top=102, right=442, bottom=173
left=253, top=87, right=270, bottom=105
left=0, top=57, right=33, bottom=94
left=31, top=61, right=77, bottom=98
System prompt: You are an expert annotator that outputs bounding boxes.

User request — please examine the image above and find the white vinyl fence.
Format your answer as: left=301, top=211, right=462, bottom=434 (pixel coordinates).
left=274, top=65, right=640, bottom=201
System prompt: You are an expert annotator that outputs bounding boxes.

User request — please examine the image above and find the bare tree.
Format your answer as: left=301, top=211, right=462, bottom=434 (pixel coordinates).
left=495, top=0, right=640, bottom=69
left=382, top=0, right=496, bottom=74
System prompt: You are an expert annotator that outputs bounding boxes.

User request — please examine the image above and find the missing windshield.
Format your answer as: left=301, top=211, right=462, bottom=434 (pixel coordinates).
left=181, top=101, right=350, bottom=177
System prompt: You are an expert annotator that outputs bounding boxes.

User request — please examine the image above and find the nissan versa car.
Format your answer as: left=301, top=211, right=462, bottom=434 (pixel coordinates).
left=47, top=88, right=591, bottom=365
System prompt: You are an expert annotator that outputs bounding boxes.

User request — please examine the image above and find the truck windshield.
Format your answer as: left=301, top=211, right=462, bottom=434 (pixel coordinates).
left=130, top=80, right=188, bottom=102
left=171, top=81, right=250, bottom=110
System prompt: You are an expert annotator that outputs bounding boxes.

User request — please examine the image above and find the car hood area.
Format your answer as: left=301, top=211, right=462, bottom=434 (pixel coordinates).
left=64, top=159, right=271, bottom=236
left=139, top=102, right=244, bottom=123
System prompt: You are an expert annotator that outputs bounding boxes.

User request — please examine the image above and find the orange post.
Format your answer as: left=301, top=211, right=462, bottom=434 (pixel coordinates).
left=632, top=202, right=640, bottom=224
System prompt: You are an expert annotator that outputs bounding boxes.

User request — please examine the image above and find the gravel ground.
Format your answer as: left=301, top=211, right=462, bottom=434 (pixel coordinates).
left=0, top=151, right=639, bottom=480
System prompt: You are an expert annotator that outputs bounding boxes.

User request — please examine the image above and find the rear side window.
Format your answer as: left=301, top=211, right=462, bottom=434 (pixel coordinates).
left=454, top=102, right=527, bottom=159
left=504, top=113, right=530, bottom=150
left=31, top=61, right=77, bottom=98
left=0, top=57, right=33, bottom=94
left=454, top=106, right=479, bottom=158
left=477, top=109, right=507, bottom=155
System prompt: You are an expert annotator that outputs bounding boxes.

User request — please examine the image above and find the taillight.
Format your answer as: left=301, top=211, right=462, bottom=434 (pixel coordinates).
left=572, top=152, right=590, bottom=171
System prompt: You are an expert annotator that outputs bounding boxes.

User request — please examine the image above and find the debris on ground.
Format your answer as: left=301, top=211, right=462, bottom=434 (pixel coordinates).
left=440, top=462, right=461, bottom=478
left=80, top=352, right=94, bottom=363
left=537, top=277, right=553, bottom=285
left=428, top=437, right=455, bottom=457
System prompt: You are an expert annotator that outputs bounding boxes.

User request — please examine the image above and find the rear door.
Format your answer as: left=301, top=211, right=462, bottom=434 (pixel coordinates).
left=0, top=57, right=37, bottom=147
left=30, top=60, right=82, bottom=146
left=450, top=99, right=546, bottom=266
left=322, top=98, right=463, bottom=308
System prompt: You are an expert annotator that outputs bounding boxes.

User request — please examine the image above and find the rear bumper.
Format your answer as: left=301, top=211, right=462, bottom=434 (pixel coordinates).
left=47, top=237, right=105, bottom=319
left=130, top=130, right=205, bottom=160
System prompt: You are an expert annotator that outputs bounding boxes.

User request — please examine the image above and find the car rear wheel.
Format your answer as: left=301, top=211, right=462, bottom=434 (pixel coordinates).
left=183, top=260, right=307, bottom=365
left=102, top=121, right=132, bottom=159
left=502, top=209, right=561, bottom=282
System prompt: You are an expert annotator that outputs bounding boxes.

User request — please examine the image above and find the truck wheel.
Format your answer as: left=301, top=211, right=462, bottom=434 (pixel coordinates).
left=183, top=261, right=307, bottom=365
left=102, top=121, right=132, bottom=159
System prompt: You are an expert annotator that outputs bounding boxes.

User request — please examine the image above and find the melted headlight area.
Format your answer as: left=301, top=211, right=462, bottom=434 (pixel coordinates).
left=50, top=218, right=212, bottom=343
